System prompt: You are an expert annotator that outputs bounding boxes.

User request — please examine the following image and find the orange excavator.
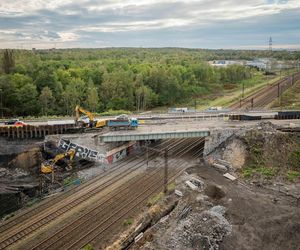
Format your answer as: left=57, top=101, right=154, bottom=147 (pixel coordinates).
left=74, top=105, right=107, bottom=129
left=40, top=149, right=76, bottom=174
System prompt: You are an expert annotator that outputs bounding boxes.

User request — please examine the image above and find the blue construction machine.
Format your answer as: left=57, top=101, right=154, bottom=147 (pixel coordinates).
left=107, top=114, right=139, bottom=130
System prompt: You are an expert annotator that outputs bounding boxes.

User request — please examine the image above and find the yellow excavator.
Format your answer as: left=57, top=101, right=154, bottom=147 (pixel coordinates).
left=40, top=149, right=76, bottom=174
left=74, top=105, right=107, bottom=129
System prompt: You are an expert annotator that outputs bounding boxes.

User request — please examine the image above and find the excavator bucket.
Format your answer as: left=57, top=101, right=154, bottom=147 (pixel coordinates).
left=40, top=163, right=53, bottom=174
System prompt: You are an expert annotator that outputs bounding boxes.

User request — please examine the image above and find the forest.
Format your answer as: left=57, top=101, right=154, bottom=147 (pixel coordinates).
left=0, top=48, right=299, bottom=117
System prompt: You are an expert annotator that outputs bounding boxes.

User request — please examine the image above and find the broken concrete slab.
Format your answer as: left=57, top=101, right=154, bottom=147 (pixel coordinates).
left=185, top=180, right=197, bottom=190
left=223, top=173, right=237, bottom=181
left=212, top=163, right=227, bottom=172
left=175, top=190, right=183, bottom=197
left=190, top=177, right=204, bottom=188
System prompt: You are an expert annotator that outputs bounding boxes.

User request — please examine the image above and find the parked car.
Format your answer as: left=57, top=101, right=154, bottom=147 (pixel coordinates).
left=4, top=119, right=20, bottom=125
left=13, top=121, right=27, bottom=127
left=4, top=119, right=27, bottom=127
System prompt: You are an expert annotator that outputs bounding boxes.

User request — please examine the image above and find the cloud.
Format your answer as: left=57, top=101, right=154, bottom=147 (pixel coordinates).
left=0, top=0, right=299, bottom=49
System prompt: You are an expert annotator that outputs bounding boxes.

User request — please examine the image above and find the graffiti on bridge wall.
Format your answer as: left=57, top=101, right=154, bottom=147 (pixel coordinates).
left=106, top=145, right=136, bottom=164
left=58, top=139, right=106, bottom=163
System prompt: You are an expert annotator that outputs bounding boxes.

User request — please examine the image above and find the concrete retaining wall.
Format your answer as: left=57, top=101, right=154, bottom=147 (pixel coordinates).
left=203, top=128, right=246, bottom=161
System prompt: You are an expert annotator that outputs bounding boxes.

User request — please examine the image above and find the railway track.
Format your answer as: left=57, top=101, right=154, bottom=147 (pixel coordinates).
left=82, top=138, right=205, bottom=249
left=30, top=158, right=186, bottom=250
left=0, top=138, right=202, bottom=249
left=31, top=138, right=204, bottom=250
left=0, top=155, right=140, bottom=234
left=230, top=72, right=300, bottom=110
left=0, top=139, right=174, bottom=236
left=0, top=160, right=145, bottom=249
left=68, top=167, right=185, bottom=250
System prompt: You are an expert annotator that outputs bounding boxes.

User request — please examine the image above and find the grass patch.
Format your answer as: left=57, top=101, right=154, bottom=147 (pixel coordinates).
left=194, top=69, right=298, bottom=110
left=167, top=182, right=176, bottom=193
left=289, top=148, right=300, bottom=170
left=147, top=192, right=164, bottom=207
left=242, top=166, right=277, bottom=179
left=123, top=218, right=134, bottom=226
left=286, top=171, right=300, bottom=182
left=242, top=168, right=255, bottom=179
left=269, top=79, right=300, bottom=110
left=256, top=167, right=277, bottom=179
left=81, top=244, right=94, bottom=250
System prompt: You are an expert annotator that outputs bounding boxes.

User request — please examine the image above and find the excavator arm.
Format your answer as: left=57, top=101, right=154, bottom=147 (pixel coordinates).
left=74, top=105, right=107, bottom=129
left=41, top=149, right=76, bottom=174
left=52, top=150, right=75, bottom=163
left=75, top=105, right=95, bottom=123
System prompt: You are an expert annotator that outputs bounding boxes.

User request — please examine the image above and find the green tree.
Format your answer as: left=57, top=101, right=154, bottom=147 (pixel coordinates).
left=135, top=85, right=154, bottom=110
left=34, top=67, right=63, bottom=97
left=101, top=71, right=135, bottom=110
left=62, top=78, right=87, bottom=115
left=85, top=79, right=99, bottom=112
left=0, top=75, right=17, bottom=116
left=16, top=83, right=39, bottom=116
left=2, top=49, right=15, bottom=74
left=39, top=87, right=54, bottom=116
left=11, top=73, right=33, bottom=88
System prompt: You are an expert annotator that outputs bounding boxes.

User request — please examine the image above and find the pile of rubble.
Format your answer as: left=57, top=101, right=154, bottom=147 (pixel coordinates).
left=166, top=205, right=231, bottom=250
left=135, top=169, right=234, bottom=250
left=0, top=167, right=30, bottom=180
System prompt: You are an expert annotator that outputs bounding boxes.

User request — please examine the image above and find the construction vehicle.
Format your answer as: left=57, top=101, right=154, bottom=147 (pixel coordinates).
left=40, top=149, right=76, bottom=193
left=75, top=105, right=107, bottom=129
left=40, top=149, right=76, bottom=174
left=107, top=114, right=139, bottom=130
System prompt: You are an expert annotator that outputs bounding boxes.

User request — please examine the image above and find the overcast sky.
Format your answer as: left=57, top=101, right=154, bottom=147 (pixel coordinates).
left=0, top=0, right=299, bottom=49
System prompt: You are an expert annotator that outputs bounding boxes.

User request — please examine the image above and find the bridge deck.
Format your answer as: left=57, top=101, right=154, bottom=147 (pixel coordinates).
left=99, top=119, right=300, bottom=142
left=100, top=130, right=210, bottom=142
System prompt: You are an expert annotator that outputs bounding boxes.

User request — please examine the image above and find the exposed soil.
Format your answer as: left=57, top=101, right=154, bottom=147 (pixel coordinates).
left=209, top=123, right=300, bottom=183
left=130, top=163, right=300, bottom=250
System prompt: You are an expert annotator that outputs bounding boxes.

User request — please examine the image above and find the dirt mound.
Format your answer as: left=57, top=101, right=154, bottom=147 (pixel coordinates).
left=8, top=148, right=42, bottom=171
left=204, top=184, right=226, bottom=200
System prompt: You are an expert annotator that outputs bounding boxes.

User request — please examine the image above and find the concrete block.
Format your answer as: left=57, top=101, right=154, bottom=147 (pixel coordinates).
left=223, top=173, right=237, bottom=181
left=160, top=215, right=169, bottom=223
left=135, top=232, right=144, bottom=243
left=213, top=163, right=227, bottom=172
left=134, top=223, right=143, bottom=232
left=185, top=180, right=197, bottom=190
left=175, top=189, right=183, bottom=197
left=190, top=177, right=204, bottom=188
